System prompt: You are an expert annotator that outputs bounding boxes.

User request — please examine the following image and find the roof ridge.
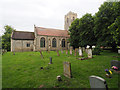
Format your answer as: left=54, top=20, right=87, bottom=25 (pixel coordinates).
left=36, top=27, right=65, bottom=31
left=14, top=31, right=34, bottom=33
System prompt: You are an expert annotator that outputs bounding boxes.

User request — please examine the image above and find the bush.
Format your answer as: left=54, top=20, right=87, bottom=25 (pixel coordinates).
left=92, top=47, right=102, bottom=55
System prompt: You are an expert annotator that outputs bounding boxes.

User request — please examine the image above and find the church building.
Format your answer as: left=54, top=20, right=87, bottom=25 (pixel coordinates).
left=11, top=11, right=77, bottom=52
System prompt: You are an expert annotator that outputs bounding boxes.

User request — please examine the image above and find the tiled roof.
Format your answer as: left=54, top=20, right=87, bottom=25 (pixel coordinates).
left=35, top=27, right=70, bottom=37
left=12, top=31, right=35, bottom=40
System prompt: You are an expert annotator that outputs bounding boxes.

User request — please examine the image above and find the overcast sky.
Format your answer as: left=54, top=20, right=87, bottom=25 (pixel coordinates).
left=0, top=0, right=107, bottom=35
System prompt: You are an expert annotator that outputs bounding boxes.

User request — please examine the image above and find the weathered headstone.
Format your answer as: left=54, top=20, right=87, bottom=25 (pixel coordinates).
left=13, top=52, right=15, bottom=55
left=74, top=48, right=77, bottom=56
left=118, top=49, right=120, bottom=54
left=89, top=75, right=108, bottom=89
left=49, top=57, right=52, bottom=64
left=111, top=60, right=120, bottom=70
left=82, top=47, right=85, bottom=52
left=66, top=50, right=68, bottom=55
left=70, top=46, right=73, bottom=55
left=56, top=50, right=60, bottom=56
left=79, top=47, right=82, bottom=57
left=63, top=62, right=72, bottom=78
left=40, top=51, right=44, bottom=58
left=88, top=49, right=92, bottom=58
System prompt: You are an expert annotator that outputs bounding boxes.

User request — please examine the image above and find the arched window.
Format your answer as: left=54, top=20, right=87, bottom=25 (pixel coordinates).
left=52, top=38, right=56, bottom=47
left=40, top=37, right=45, bottom=47
left=62, top=39, right=65, bottom=47
left=73, top=17, right=75, bottom=20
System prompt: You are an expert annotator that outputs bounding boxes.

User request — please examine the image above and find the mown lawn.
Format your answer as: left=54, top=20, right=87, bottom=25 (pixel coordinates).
left=2, top=50, right=120, bottom=88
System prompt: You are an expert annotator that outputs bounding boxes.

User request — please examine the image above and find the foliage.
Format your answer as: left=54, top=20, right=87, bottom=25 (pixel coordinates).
left=69, top=14, right=95, bottom=48
left=2, top=51, right=119, bottom=88
left=2, top=25, right=15, bottom=51
left=94, top=2, right=120, bottom=50
left=92, top=47, right=102, bottom=55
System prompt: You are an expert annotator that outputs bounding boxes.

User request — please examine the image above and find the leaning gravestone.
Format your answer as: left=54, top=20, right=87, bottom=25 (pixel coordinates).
left=88, top=49, right=92, bottom=58
left=79, top=47, right=82, bottom=57
left=70, top=46, right=73, bottom=55
left=89, top=75, right=108, bottom=89
left=40, top=51, right=44, bottom=59
left=63, top=62, right=72, bottom=78
left=111, top=60, right=120, bottom=70
left=56, top=50, right=60, bottom=56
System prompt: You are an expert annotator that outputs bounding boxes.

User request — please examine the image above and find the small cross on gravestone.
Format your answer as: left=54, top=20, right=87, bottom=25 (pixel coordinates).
left=89, top=75, right=108, bottom=89
left=63, top=62, right=72, bottom=78
left=56, top=50, right=60, bottom=56
left=39, top=51, right=44, bottom=59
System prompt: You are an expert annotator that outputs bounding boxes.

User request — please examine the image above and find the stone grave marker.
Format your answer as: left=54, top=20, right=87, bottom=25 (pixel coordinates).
left=56, top=50, right=60, bottom=56
left=89, top=75, right=108, bottom=89
left=74, top=48, right=77, bottom=56
left=79, top=47, right=82, bottom=57
left=70, top=46, right=73, bottom=55
left=63, top=62, right=72, bottom=78
left=118, top=49, right=120, bottom=54
left=13, top=52, right=15, bottom=55
left=82, top=47, right=85, bottom=52
left=66, top=50, right=68, bottom=55
left=49, top=57, right=52, bottom=64
left=111, top=60, right=120, bottom=70
left=39, top=51, right=43, bottom=58
left=61, top=49, right=63, bottom=54
left=88, top=49, right=92, bottom=58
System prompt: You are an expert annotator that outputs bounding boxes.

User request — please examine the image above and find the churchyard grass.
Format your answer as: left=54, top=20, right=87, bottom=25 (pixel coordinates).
left=2, top=50, right=119, bottom=88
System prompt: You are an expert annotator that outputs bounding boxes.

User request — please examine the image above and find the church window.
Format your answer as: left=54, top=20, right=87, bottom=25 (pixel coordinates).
left=73, top=17, right=75, bottom=20
left=62, top=39, right=65, bottom=47
left=40, top=37, right=45, bottom=47
left=26, top=43, right=30, bottom=47
left=52, top=38, right=56, bottom=47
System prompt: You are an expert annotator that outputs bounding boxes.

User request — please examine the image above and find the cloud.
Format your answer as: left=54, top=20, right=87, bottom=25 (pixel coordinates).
left=0, top=0, right=106, bottom=36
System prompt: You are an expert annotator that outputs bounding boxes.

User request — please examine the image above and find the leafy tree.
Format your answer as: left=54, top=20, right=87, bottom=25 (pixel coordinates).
left=69, top=14, right=95, bottom=48
left=94, top=2, right=120, bottom=51
left=2, top=25, right=15, bottom=51
left=108, top=16, right=120, bottom=45
left=78, top=13, right=95, bottom=47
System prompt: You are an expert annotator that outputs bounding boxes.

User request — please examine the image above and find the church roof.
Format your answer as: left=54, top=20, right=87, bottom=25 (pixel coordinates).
left=12, top=31, right=35, bottom=40
left=35, top=27, right=70, bottom=37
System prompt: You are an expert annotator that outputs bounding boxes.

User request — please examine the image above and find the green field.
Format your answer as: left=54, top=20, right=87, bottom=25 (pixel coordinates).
left=2, top=50, right=120, bottom=88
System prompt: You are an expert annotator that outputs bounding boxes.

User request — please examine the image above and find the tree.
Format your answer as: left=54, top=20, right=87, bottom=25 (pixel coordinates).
left=108, top=16, right=120, bottom=45
left=69, top=13, right=95, bottom=48
left=2, top=25, right=15, bottom=51
left=94, top=2, right=120, bottom=51
left=78, top=13, right=95, bottom=47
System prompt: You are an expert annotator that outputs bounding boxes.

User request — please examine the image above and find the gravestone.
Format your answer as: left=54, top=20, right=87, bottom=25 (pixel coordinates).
left=70, top=46, right=73, bottom=55
left=49, top=57, right=52, bottom=64
left=82, top=47, right=85, bottom=52
left=111, top=60, right=120, bottom=70
left=88, top=49, right=92, bottom=58
left=74, top=48, right=77, bottom=56
left=56, top=50, right=60, bottom=56
left=61, top=49, right=63, bottom=54
left=89, top=75, right=108, bottom=89
left=66, top=50, right=68, bottom=55
left=118, top=49, right=120, bottom=54
left=79, top=47, right=82, bottom=57
left=40, top=51, right=44, bottom=58
left=63, top=62, right=72, bottom=78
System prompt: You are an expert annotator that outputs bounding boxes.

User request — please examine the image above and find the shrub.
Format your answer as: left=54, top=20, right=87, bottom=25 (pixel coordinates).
left=92, top=47, right=102, bottom=55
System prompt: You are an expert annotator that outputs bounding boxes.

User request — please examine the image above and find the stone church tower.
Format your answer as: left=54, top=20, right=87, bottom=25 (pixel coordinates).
left=64, top=11, right=77, bottom=30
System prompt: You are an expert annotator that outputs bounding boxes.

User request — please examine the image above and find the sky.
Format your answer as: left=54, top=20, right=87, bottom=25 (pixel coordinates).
left=0, top=0, right=107, bottom=36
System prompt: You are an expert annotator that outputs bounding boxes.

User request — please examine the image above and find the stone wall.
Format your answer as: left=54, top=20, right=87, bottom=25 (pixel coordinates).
left=34, top=35, right=69, bottom=51
left=11, top=39, right=34, bottom=52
